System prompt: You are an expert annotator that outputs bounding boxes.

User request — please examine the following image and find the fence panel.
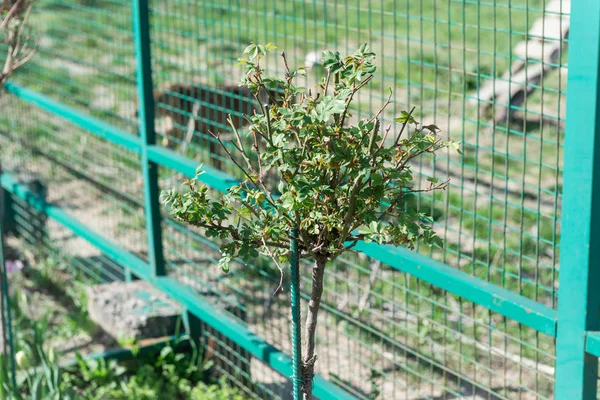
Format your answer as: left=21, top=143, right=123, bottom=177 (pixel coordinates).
left=0, top=0, right=591, bottom=399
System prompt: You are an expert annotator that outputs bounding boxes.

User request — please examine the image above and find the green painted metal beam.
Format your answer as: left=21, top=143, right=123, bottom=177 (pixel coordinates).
left=3, top=83, right=141, bottom=153
left=146, top=145, right=236, bottom=193
left=3, top=81, right=558, bottom=336
left=0, top=184, right=17, bottom=390
left=0, top=173, right=150, bottom=278
left=0, top=172, right=355, bottom=400
left=555, top=1, right=600, bottom=398
left=354, top=242, right=557, bottom=337
left=585, top=333, right=600, bottom=359
left=132, top=0, right=165, bottom=277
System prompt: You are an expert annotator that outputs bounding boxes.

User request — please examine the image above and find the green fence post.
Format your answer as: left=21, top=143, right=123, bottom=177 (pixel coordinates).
left=0, top=202, right=17, bottom=391
left=182, top=309, right=202, bottom=340
left=0, top=190, right=16, bottom=239
left=555, top=1, right=600, bottom=398
left=132, top=0, right=165, bottom=277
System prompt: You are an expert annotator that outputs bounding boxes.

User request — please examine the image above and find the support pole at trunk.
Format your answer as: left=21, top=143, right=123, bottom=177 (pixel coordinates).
left=289, top=228, right=303, bottom=400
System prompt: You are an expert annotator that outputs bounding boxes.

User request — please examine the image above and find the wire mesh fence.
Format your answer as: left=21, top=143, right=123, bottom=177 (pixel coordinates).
left=0, top=0, right=584, bottom=398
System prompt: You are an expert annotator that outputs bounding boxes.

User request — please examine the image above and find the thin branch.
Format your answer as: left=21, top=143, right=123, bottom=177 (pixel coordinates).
left=281, top=51, right=292, bottom=77
left=339, top=74, right=374, bottom=127
left=367, top=88, right=393, bottom=128
left=0, top=0, right=24, bottom=30
left=227, top=115, right=259, bottom=174
left=1, top=0, right=36, bottom=87
left=255, top=92, right=274, bottom=143
left=393, top=106, right=416, bottom=148
left=376, top=124, right=392, bottom=154
left=252, top=130, right=264, bottom=179
left=12, top=3, right=32, bottom=56
left=207, top=131, right=271, bottom=219
left=404, top=179, right=450, bottom=193
left=394, top=139, right=443, bottom=171
left=368, top=118, right=381, bottom=156
left=10, top=45, right=35, bottom=70
left=261, top=236, right=285, bottom=295
left=323, top=69, right=331, bottom=96
left=175, top=211, right=291, bottom=250
left=337, top=177, right=364, bottom=248
left=226, top=115, right=278, bottom=207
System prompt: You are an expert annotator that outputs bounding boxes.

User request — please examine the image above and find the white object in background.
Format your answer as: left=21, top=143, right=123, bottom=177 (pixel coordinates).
left=304, top=51, right=324, bottom=68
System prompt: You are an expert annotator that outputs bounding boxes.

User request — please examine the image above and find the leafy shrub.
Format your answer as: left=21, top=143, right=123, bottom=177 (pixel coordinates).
left=162, top=43, right=459, bottom=398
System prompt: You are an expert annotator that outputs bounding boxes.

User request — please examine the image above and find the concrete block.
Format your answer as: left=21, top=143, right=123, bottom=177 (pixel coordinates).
left=87, top=281, right=182, bottom=341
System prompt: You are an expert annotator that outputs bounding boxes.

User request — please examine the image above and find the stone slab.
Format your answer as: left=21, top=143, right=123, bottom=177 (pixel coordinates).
left=87, top=280, right=182, bottom=341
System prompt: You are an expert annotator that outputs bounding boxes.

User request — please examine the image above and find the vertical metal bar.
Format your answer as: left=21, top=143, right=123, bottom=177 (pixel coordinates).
left=132, top=0, right=165, bottom=277
left=0, top=188, right=16, bottom=238
left=555, top=1, right=600, bottom=398
left=29, top=179, right=47, bottom=255
left=290, top=228, right=302, bottom=400
left=0, top=201, right=16, bottom=390
left=182, top=309, right=203, bottom=347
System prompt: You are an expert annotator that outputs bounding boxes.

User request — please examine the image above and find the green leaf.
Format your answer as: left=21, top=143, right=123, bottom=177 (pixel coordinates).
left=160, top=346, right=173, bottom=359
left=218, top=256, right=231, bottom=273
left=371, top=172, right=383, bottom=186
left=195, top=164, right=205, bottom=177
left=358, top=225, right=372, bottom=235
left=243, top=43, right=256, bottom=56
left=447, top=141, right=463, bottom=155
left=394, top=111, right=417, bottom=125
left=423, top=124, right=440, bottom=133
left=314, top=96, right=346, bottom=122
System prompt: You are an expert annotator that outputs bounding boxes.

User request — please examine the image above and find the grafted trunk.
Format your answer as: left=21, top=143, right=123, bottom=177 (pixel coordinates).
left=301, top=257, right=326, bottom=400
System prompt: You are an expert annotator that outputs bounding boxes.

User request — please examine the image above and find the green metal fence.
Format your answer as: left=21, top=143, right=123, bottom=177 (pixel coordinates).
left=0, top=0, right=593, bottom=398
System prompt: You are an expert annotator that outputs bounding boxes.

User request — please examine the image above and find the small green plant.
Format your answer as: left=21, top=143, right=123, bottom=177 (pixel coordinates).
left=1, top=338, right=245, bottom=399
left=162, top=43, right=459, bottom=399
left=0, top=262, right=244, bottom=399
left=0, top=345, right=78, bottom=400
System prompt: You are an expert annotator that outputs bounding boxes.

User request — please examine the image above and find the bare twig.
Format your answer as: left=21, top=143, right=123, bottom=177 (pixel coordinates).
left=0, top=0, right=24, bottom=29
left=12, top=2, right=31, bottom=55
left=208, top=130, right=261, bottom=189
left=340, top=74, right=375, bottom=127
left=393, top=106, right=416, bottom=148
left=323, top=68, right=331, bottom=96
left=227, top=115, right=259, bottom=174
left=226, top=115, right=278, bottom=206
left=261, top=236, right=285, bottom=295
left=1, top=0, right=36, bottom=87
left=281, top=51, right=292, bottom=77
left=252, top=130, right=264, bottom=176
